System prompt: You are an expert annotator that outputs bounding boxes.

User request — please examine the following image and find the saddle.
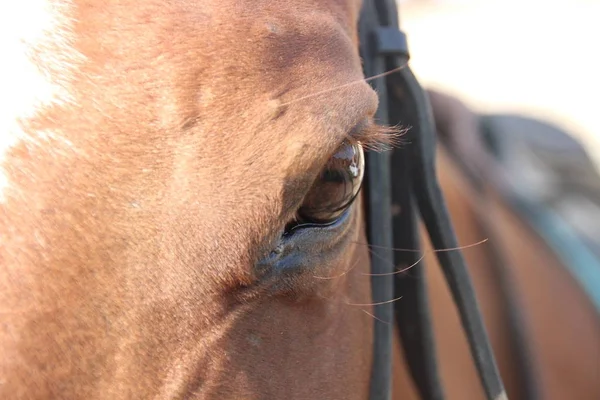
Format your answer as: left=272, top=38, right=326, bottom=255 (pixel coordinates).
left=429, top=89, right=600, bottom=315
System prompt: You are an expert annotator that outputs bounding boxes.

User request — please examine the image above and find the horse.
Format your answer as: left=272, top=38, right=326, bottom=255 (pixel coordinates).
left=1, top=0, right=598, bottom=399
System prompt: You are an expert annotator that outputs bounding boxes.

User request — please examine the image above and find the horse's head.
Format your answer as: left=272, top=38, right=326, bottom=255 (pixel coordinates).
left=0, top=1, right=386, bottom=398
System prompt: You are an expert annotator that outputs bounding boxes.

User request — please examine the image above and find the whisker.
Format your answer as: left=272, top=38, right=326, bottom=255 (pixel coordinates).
left=351, top=238, right=489, bottom=253
left=361, top=253, right=426, bottom=276
left=346, top=295, right=403, bottom=307
left=278, top=63, right=408, bottom=107
left=312, top=238, right=403, bottom=281
left=312, top=258, right=361, bottom=280
left=363, top=243, right=404, bottom=272
left=312, top=237, right=484, bottom=283
left=361, top=309, right=392, bottom=325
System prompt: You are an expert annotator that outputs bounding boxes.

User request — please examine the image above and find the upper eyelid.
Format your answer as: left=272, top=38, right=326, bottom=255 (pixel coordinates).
left=286, top=119, right=403, bottom=208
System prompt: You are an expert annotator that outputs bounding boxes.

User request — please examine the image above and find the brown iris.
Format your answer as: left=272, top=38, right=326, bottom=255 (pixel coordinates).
left=294, top=141, right=365, bottom=226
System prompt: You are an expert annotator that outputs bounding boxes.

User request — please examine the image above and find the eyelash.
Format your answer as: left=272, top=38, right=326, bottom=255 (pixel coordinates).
left=346, top=122, right=408, bottom=152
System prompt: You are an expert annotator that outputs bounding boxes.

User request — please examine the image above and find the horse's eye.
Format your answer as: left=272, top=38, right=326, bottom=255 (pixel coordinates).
left=296, top=141, right=365, bottom=225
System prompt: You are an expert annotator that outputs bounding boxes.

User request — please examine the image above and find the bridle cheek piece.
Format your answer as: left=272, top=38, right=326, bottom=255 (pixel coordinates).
left=359, top=1, right=507, bottom=399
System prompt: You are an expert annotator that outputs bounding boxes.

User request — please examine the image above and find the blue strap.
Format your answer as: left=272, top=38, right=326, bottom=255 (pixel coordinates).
left=508, top=194, right=600, bottom=315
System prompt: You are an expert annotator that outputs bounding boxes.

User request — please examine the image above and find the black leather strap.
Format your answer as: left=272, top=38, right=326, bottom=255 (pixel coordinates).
left=359, top=1, right=507, bottom=399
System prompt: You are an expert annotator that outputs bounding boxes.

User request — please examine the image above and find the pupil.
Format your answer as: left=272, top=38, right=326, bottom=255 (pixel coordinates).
left=296, top=141, right=364, bottom=224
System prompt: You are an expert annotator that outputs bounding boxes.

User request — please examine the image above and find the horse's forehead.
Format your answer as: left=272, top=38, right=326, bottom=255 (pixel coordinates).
left=0, top=0, right=82, bottom=202
left=200, top=0, right=362, bottom=25
left=78, top=0, right=374, bottom=144
left=181, top=0, right=365, bottom=85
left=0, top=0, right=370, bottom=201
left=191, top=1, right=371, bottom=131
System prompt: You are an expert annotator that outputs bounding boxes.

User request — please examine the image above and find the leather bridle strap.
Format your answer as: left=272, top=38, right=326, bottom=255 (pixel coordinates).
left=360, top=1, right=395, bottom=397
left=431, top=92, right=541, bottom=400
left=360, top=1, right=507, bottom=399
left=406, top=65, right=507, bottom=400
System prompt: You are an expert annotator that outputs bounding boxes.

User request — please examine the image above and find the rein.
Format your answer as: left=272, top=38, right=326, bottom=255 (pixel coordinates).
left=359, top=1, right=507, bottom=399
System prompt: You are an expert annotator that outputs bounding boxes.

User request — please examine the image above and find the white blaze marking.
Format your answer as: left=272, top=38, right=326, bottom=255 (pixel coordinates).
left=0, top=0, right=83, bottom=201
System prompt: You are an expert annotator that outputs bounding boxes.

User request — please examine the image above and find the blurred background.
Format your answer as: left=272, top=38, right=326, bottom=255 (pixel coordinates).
left=395, top=0, right=600, bottom=307
left=398, top=0, right=600, bottom=169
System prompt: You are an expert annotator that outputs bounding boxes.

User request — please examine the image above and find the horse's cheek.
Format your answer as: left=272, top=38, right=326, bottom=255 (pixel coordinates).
left=196, top=210, right=373, bottom=399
